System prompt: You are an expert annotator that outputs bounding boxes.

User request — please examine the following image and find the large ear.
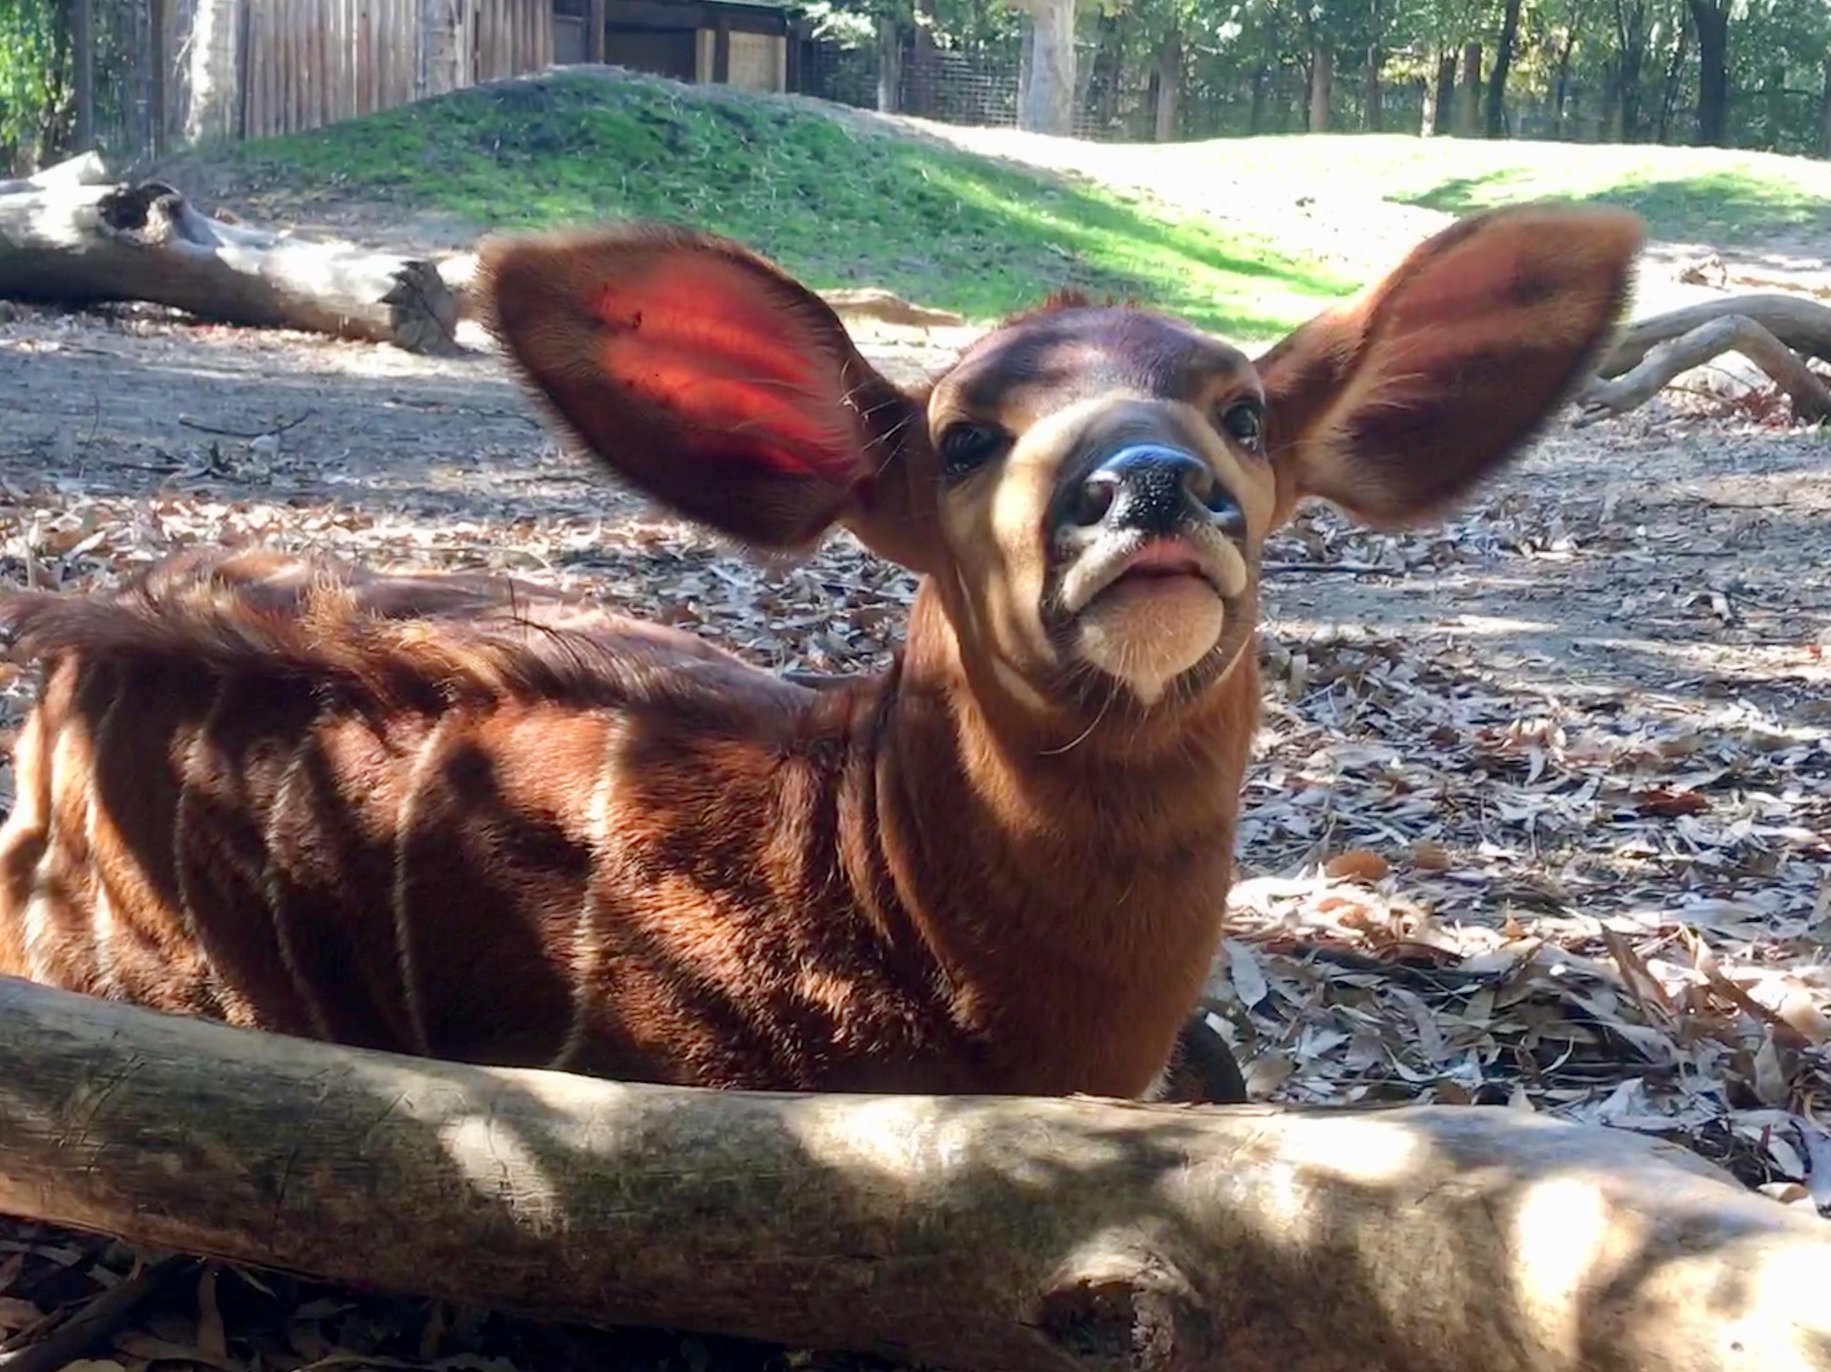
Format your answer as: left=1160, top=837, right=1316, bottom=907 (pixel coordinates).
left=1255, top=203, right=1644, bottom=529
left=479, top=223, right=927, bottom=557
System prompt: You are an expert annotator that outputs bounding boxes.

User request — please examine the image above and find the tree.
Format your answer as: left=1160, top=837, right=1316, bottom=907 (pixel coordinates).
left=1483, top=0, right=1521, bottom=135
left=1014, top=0, right=1077, bottom=132
left=1689, top=0, right=1729, bottom=144
left=1822, top=52, right=1831, bottom=156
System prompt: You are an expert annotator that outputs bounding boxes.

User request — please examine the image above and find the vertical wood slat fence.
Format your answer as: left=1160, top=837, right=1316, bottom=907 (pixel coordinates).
left=240, top=0, right=554, bottom=142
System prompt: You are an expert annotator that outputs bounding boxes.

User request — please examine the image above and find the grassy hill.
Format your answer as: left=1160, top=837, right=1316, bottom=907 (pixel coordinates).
left=176, top=66, right=1831, bottom=340
left=1047, top=132, right=1831, bottom=247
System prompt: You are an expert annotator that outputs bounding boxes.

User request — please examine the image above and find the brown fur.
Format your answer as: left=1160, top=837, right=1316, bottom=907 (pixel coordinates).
left=0, top=205, right=1645, bottom=1099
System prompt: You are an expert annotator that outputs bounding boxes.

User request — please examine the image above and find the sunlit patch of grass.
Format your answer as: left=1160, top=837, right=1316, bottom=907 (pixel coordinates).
left=187, top=69, right=1356, bottom=339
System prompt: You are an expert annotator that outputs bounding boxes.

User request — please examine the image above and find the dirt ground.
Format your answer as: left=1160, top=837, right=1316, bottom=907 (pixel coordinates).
left=0, top=184, right=1828, bottom=1371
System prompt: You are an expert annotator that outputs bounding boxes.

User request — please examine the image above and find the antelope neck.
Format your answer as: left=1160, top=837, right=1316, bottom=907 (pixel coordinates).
left=845, top=583, right=1258, bottom=1095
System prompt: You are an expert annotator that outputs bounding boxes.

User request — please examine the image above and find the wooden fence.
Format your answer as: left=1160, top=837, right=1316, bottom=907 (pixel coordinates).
left=241, top=0, right=554, bottom=140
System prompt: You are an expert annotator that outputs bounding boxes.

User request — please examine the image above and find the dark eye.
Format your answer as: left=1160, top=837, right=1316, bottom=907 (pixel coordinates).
left=937, top=421, right=1010, bottom=479
left=1217, top=399, right=1264, bottom=450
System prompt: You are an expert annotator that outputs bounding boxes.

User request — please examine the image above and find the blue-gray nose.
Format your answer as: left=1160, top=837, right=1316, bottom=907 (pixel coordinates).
left=1070, top=444, right=1245, bottom=537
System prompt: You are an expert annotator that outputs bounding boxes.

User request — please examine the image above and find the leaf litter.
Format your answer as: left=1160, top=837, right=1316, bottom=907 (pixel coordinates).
left=0, top=295, right=1828, bottom=1369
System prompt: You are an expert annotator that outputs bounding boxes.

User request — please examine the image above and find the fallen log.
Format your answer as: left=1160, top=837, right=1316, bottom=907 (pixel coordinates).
left=0, top=161, right=461, bottom=354
left=0, top=975, right=1824, bottom=1372
left=0, top=149, right=111, bottom=196
left=1601, top=293, right=1831, bottom=376
left=1577, top=312, right=1831, bottom=426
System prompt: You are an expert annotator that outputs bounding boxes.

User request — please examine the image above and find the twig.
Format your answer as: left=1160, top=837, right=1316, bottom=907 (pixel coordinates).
left=176, top=411, right=314, bottom=440
left=1262, top=560, right=1410, bottom=576
left=0, top=1254, right=195, bottom=1372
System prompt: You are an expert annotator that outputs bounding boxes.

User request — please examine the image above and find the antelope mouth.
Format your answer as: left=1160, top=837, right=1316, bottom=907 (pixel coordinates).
left=1057, top=529, right=1250, bottom=705
left=1061, top=532, right=1240, bottom=617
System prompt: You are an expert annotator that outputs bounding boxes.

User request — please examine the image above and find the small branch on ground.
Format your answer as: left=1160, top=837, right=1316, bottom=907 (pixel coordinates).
left=0, top=1253, right=195, bottom=1372
left=1599, top=294, right=1831, bottom=377
left=1576, top=313, right=1831, bottom=427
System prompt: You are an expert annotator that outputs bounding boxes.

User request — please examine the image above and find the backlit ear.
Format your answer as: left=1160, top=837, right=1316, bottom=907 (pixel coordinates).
left=1255, top=203, right=1644, bottom=529
left=480, top=223, right=925, bottom=555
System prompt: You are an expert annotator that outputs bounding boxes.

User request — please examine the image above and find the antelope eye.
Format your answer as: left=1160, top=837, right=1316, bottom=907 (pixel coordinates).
left=1216, top=400, right=1264, bottom=451
left=938, top=421, right=1011, bottom=479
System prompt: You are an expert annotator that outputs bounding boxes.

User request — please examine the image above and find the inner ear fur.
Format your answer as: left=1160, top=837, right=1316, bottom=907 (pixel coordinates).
left=1254, top=202, right=1646, bottom=529
left=478, top=222, right=928, bottom=558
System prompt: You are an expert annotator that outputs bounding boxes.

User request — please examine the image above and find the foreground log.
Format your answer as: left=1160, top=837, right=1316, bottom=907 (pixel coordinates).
left=0, top=156, right=460, bottom=353
left=0, top=976, right=1824, bottom=1372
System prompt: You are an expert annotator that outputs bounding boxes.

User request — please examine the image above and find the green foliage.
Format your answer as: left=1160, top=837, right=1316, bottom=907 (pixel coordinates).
left=0, top=0, right=68, bottom=172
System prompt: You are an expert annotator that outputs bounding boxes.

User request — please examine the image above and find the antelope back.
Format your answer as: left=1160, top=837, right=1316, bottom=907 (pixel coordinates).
left=0, top=546, right=831, bottom=1076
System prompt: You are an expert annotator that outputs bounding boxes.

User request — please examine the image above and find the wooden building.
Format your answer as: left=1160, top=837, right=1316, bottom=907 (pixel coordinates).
left=171, top=0, right=792, bottom=152
left=552, top=0, right=795, bottom=94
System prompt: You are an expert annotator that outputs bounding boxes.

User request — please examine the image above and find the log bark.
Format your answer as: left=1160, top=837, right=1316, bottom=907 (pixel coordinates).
left=0, top=150, right=112, bottom=196
left=0, top=974, right=1826, bottom=1372
left=1577, top=314, right=1831, bottom=426
left=1601, top=294, right=1831, bottom=376
left=0, top=173, right=461, bottom=353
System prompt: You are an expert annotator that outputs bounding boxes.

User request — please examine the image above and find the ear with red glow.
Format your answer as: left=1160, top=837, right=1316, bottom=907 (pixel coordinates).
left=1255, top=203, right=1645, bottom=528
left=480, top=224, right=921, bottom=553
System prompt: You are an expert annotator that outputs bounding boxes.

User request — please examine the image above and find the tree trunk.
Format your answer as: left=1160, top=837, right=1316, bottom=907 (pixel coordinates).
left=1, top=975, right=1828, bottom=1372
left=1689, top=0, right=1729, bottom=146
left=1249, top=59, right=1270, bottom=133
left=1763, top=60, right=1788, bottom=149
left=1484, top=0, right=1522, bottom=138
left=71, top=0, right=95, bottom=151
left=875, top=15, right=903, bottom=113
left=908, top=0, right=937, bottom=115
left=1553, top=37, right=1575, bottom=136
left=1017, top=0, right=1076, bottom=135
left=1456, top=41, right=1481, bottom=135
left=587, top=0, right=606, bottom=62
left=1656, top=21, right=1689, bottom=143
left=184, top=0, right=241, bottom=144
left=1362, top=0, right=1383, bottom=131
left=147, top=0, right=171, bottom=155
left=1612, top=0, right=1647, bottom=140
left=418, top=0, right=465, bottom=98
left=1430, top=50, right=1455, bottom=134
left=1089, top=10, right=1122, bottom=130
left=1152, top=31, right=1181, bottom=142
left=1307, top=40, right=1333, bottom=132
left=1821, top=54, right=1831, bottom=157
left=0, top=161, right=461, bottom=354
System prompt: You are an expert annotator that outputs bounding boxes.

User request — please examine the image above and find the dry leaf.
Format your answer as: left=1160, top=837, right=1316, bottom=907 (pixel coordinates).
left=1408, top=839, right=1452, bottom=871
left=1631, top=787, right=1711, bottom=817
left=1324, top=849, right=1390, bottom=883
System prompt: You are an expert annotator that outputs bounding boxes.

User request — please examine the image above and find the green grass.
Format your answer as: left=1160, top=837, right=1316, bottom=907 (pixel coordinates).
left=201, top=69, right=1356, bottom=339
left=190, top=70, right=1831, bottom=336
left=1140, top=133, right=1831, bottom=247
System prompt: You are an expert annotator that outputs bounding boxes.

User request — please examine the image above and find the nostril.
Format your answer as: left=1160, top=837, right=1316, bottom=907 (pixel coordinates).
left=1207, top=490, right=1247, bottom=538
left=1179, top=460, right=1220, bottom=507
left=1074, top=471, right=1119, bottom=526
